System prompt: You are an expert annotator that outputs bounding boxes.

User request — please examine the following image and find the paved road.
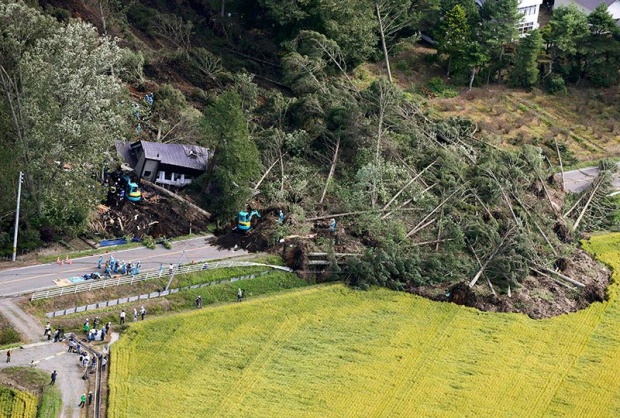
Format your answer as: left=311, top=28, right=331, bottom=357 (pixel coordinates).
left=1, top=341, right=91, bottom=418
left=563, top=165, right=620, bottom=193
left=0, top=236, right=247, bottom=297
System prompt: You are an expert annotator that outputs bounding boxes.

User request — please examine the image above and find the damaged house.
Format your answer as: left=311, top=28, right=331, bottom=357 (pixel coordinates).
left=115, top=140, right=210, bottom=188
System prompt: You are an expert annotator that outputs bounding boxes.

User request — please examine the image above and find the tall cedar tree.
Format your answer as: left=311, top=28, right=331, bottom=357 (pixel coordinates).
left=542, top=5, right=589, bottom=78
left=584, top=4, right=620, bottom=86
left=439, top=0, right=478, bottom=27
left=510, top=29, right=542, bottom=88
left=436, top=4, right=471, bottom=76
left=203, top=91, right=261, bottom=225
left=479, top=0, right=521, bottom=83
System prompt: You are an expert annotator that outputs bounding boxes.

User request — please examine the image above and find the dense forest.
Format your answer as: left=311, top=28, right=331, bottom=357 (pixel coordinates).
left=0, top=0, right=619, bottom=306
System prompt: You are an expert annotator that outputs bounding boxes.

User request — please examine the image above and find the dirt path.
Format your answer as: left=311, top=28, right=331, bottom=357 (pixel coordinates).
left=0, top=298, right=44, bottom=342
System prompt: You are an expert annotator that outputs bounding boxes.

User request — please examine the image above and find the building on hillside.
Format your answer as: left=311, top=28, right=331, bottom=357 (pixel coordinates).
left=475, top=0, right=544, bottom=35
left=115, top=140, right=210, bottom=188
left=553, top=0, right=620, bottom=23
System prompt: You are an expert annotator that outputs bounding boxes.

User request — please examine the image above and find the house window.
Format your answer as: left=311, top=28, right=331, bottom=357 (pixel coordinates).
left=518, top=5, right=537, bottom=16
left=164, top=171, right=172, bottom=180
left=518, top=21, right=535, bottom=34
left=143, top=171, right=151, bottom=178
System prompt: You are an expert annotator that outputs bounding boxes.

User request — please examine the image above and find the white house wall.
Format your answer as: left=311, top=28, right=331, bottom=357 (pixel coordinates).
left=517, top=0, right=543, bottom=33
left=156, top=171, right=194, bottom=187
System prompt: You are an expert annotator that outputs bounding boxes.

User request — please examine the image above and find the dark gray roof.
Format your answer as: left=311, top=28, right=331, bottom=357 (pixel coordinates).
left=140, top=141, right=210, bottom=171
left=115, top=140, right=210, bottom=172
left=577, top=0, right=616, bottom=10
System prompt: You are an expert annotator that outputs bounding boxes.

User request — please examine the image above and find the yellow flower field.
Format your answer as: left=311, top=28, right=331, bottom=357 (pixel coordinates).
left=0, top=386, right=37, bottom=418
left=109, top=233, right=620, bottom=417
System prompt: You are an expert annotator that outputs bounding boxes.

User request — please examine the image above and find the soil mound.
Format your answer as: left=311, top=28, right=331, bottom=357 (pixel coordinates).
left=411, top=248, right=611, bottom=319
left=92, top=182, right=210, bottom=238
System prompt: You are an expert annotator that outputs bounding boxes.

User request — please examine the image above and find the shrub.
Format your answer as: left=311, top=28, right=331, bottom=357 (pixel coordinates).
left=545, top=75, right=567, bottom=95
left=427, top=77, right=459, bottom=98
left=118, top=49, right=145, bottom=84
left=142, top=235, right=156, bottom=250
left=126, top=3, right=159, bottom=35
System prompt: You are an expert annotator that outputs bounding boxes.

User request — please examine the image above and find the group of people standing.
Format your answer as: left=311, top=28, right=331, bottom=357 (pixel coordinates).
left=119, top=306, right=146, bottom=324
left=99, top=255, right=141, bottom=278
left=44, top=321, right=65, bottom=342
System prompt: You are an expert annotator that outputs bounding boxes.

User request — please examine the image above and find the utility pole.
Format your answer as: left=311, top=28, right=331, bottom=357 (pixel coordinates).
left=12, top=171, right=23, bottom=262
left=165, top=250, right=190, bottom=291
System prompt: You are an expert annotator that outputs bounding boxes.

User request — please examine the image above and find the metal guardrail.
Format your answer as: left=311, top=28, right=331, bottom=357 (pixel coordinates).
left=31, top=261, right=291, bottom=301
left=45, top=271, right=272, bottom=318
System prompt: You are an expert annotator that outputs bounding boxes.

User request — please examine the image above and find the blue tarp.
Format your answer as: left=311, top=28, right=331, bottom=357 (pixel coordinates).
left=99, top=238, right=127, bottom=247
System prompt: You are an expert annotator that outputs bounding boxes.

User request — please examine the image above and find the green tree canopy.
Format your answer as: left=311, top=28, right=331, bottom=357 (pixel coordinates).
left=583, top=4, right=620, bottom=86
left=202, top=90, right=261, bottom=225
left=543, top=5, right=589, bottom=79
left=0, top=2, right=125, bottom=234
left=510, top=29, right=542, bottom=88
left=436, top=4, right=471, bottom=76
left=479, top=0, right=521, bottom=83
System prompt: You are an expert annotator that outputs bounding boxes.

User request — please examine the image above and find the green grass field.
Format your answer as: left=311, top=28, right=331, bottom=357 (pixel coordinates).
left=0, top=368, right=62, bottom=418
left=109, top=233, right=620, bottom=417
left=0, top=386, right=37, bottom=418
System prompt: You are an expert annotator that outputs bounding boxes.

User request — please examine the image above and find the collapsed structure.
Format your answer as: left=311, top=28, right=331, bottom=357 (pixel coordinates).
left=115, top=140, right=210, bottom=188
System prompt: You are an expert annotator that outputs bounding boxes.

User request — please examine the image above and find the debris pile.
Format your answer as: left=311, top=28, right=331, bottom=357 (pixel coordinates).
left=211, top=208, right=281, bottom=252
left=91, top=182, right=210, bottom=238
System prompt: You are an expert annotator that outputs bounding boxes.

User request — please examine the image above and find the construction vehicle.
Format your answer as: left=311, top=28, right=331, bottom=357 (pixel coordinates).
left=237, top=210, right=260, bottom=232
left=121, top=175, right=141, bottom=202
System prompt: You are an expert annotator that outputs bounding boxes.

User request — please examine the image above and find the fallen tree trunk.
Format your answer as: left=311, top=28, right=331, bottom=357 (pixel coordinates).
left=142, top=180, right=211, bottom=219
left=405, top=189, right=460, bottom=238
left=254, top=157, right=280, bottom=190
left=469, top=227, right=515, bottom=288
left=306, top=207, right=421, bottom=222
left=554, top=138, right=565, bottom=192
left=320, top=136, right=340, bottom=205
left=383, top=161, right=435, bottom=211
left=572, top=177, right=603, bottom=231
left=536, top=265, right=585, bottom=288
left=530, top=267, right=577, bottom=290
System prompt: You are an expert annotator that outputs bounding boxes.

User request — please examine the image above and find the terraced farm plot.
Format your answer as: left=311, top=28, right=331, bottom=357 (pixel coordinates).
left=0, top=386, right=37, bottom=418
left=431, top=89, right=620, bottom=163
left=110, top=233, right=620, bottom=417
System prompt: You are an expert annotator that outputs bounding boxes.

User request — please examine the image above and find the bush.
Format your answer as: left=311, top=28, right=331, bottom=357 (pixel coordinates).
left=142, top=235, right=156, bottom=249
left=545, top=75, right=567, bottom=94
left=427, top=77, right=459, bottom=98
left=18, top=229, right=42, bottom=251
left=127, top=3, right=159, bottom=35
left=118, top=49, right=145, bottom=84
left=0, top=323, right=20, bottom=345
